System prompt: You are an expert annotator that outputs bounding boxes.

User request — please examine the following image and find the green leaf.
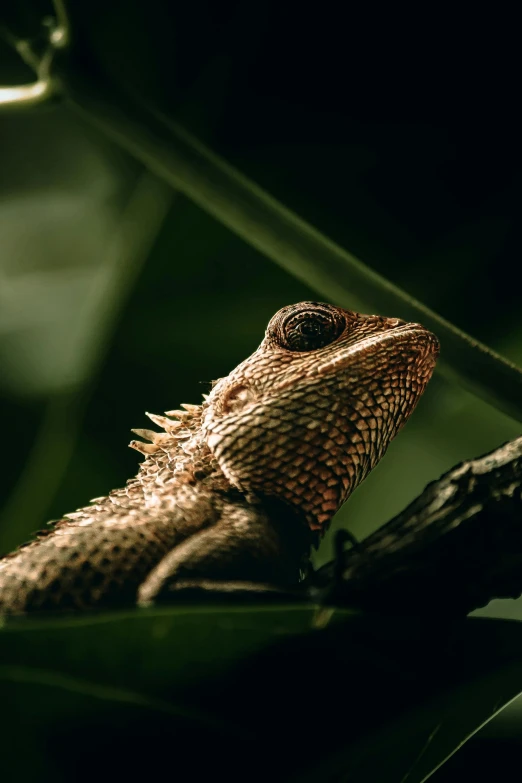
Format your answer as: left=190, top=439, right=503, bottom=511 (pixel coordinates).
left=59, top=78, right=522, bottom=423
left=0, top=171, right=172, bottom=552
left=1, top=606, right=522, bottom=782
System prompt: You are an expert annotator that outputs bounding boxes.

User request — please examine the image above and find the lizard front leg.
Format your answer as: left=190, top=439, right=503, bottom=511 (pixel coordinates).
left=0, top=487, right=218, bottom=614
left=137, top=501, right=311, bottom=605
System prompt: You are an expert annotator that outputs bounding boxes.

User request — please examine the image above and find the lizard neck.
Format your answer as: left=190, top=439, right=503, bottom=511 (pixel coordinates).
left=84, top=406, right=315, bottom=542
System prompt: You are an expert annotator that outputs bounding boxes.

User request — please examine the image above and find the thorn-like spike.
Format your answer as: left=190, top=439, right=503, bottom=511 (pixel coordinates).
left=164, top=409, right=189, bottom=419
left=145, top=412, right=174, bottom=430
left=131, top=428, right=158, bottom=442
left=132, top=429, right=173, bottom=446
left=129, top=440, right=160, bottom=455
left=89, top=496, right=106, bottom=503
left=167, top=420, right=184, bottom=430
left=180, top=403, right=200, bottom=412
left=202, top=394, right=210, bottom=402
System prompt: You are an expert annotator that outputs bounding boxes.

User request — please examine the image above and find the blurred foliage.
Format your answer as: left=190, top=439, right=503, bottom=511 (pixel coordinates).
left=3, top=607, right=522, bottom=783
left=0, top=1, right=521, bottom=781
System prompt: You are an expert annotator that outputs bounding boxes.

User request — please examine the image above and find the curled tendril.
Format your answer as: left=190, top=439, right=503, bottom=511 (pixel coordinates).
left=0, top=0, right=70, bottom=111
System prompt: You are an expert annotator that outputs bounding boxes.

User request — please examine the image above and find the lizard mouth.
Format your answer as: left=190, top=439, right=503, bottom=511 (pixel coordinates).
left=275, top=324, right=439, bottom=390
left=314, top=324, right=438, bottom=376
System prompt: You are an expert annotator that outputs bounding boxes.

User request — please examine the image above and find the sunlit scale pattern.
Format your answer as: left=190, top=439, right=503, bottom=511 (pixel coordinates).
left=204, top=302, right=439, bottom=530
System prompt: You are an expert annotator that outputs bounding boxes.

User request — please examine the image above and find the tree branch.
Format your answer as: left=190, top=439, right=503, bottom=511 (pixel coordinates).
left=313, top=436, right=522, bottom=615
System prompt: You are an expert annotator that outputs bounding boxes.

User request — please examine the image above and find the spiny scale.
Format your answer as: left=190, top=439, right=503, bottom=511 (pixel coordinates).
left=145, top=412, right=183, bottom=431
left=129, top=402, right=203, bottom=454
left=131, top=428, right=160, bottom=442
left=164, top=409, right=190, bottom=419
left=180, top=403, right=201, bottom=413
left=129, top=440, right=161, bottom=455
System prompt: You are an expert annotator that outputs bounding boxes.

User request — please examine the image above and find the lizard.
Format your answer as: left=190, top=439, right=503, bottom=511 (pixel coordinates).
left=0, top=301, right=439, bottom=614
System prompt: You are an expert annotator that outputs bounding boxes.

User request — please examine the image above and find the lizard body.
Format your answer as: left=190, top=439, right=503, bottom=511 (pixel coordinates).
left=0, top=302, right=439, bottom=614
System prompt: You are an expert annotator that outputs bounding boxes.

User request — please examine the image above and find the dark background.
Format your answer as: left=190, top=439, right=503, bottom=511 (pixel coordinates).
left=0, top=1, right=521, bottom=779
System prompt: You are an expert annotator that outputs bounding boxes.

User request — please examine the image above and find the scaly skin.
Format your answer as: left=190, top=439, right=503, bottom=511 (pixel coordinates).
left=0, top=302, right=439, bottom=614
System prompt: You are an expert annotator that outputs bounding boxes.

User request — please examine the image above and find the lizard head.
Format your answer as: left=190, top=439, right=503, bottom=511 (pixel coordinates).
left=203, top=302, right=439, bottom=531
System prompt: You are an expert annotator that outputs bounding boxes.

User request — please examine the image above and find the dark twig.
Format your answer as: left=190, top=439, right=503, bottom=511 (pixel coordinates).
left=312, top=436, right=522, bottom=615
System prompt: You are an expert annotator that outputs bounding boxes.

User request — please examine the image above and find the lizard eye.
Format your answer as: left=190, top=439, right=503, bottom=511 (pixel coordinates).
left=280, top=305, right=346, bottom=352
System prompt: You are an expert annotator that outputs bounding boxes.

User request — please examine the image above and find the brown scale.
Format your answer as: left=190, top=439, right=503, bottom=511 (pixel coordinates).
left=0, top=302, right=438, bottom=613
